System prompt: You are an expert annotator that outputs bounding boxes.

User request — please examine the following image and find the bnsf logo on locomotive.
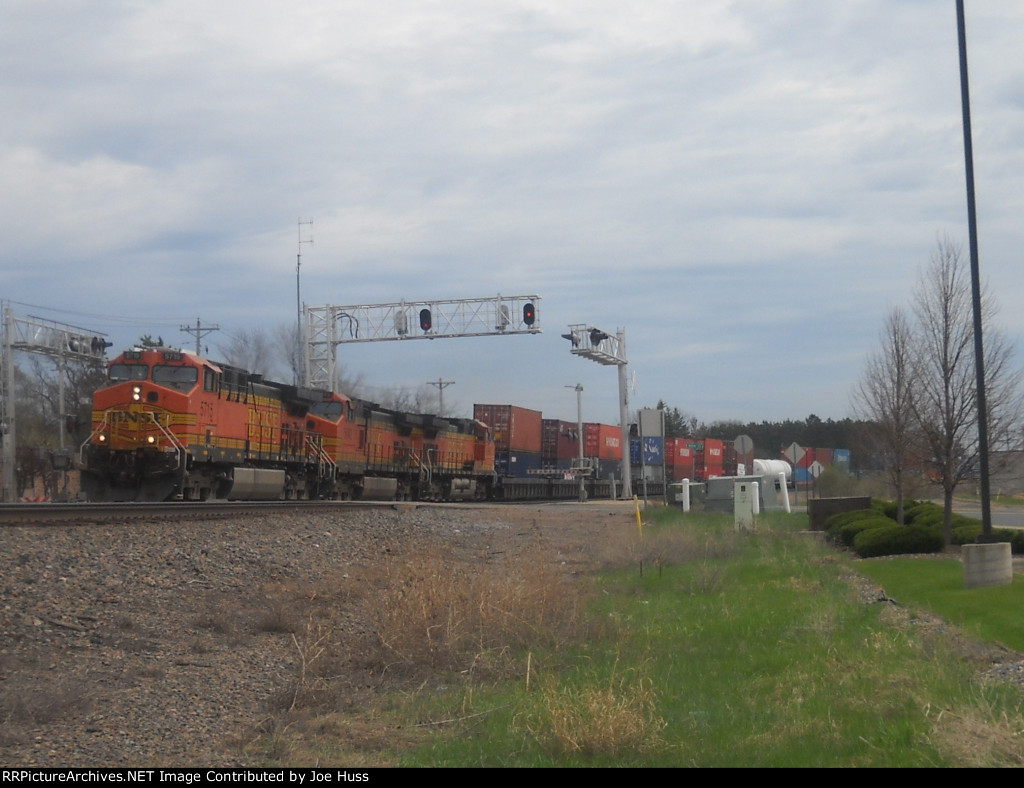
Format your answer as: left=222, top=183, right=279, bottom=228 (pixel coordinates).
left=110, top=410, right=164, bottom=425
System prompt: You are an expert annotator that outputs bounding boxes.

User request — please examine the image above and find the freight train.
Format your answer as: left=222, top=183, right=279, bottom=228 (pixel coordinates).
left=82, top=346, right=815, bottom=504
left=79, top=347, right=620, bottom=503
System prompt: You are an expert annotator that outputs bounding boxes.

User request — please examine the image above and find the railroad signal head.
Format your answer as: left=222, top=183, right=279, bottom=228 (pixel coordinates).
left=419, top=308, right=432, bottom=332
left=589, top=328, right=609, bottom=345
left=522, top=302, right=536, bottom=326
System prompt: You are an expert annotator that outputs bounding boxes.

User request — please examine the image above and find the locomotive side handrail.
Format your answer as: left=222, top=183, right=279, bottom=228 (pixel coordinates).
left=305, top=433, right=337, bottom=481
left=147, top=412, right=187, bottom=472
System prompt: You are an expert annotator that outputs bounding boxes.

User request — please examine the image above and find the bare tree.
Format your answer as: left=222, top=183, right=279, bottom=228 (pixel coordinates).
left=217, top=328, right=278, bottom=378
left=274, top=323, right=305, bottom=385
left=911, top=235, right=1024, bottom=542
left=852, top=306, right=918, bottom=524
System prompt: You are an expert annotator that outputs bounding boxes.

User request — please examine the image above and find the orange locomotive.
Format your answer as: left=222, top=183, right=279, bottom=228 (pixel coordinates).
left=80, top=347, right=496, bottom=502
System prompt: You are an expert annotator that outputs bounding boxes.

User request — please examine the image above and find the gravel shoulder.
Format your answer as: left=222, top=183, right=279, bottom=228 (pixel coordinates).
left=0, top=502, right=629, bottom=767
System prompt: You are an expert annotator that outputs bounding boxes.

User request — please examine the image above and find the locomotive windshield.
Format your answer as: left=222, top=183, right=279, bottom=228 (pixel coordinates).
left=310, top=400, right=346, bottom=421
left=109, top=363, right=148, bottom=383
left=153, top=365, right=199, bottom=392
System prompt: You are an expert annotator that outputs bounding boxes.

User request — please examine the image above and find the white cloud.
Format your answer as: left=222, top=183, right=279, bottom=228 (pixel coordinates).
left=2, top=0, right=1023, bottom=425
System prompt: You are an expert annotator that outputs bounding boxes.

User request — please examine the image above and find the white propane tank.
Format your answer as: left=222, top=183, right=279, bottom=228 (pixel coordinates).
left=752, top=459, right=792, bottom=485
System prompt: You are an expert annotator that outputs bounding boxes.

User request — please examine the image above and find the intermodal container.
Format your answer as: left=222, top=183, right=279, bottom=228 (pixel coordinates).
left=474, top=405, right=543, bottom=453
left=703, top=438, right=725, bottom=478
left=495, top=450, right=544, bottom=478
left=666, top=439, right=695, bottom=481
left=643, top=436, right=664, bottom=465
left=542, top=419, right=582, bottom=463
left=584, top=423, right=622, bottom=460
left=631, top=436, right=664, bottom=465
left=723, top=440, right=738, bottom=477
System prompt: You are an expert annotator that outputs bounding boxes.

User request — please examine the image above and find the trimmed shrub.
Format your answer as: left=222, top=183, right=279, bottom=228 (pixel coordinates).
left=951, top=522, right=982, bottom=546
left=853, top=524, right=944, bottom=558
left=953, top=524, right=1024, bottom=555
left=824, top=509, right=881, bottom=537
left=834, top=516, right=895, bottom=549
left=904, top=502, right=944, bottom=526
left=997, top=529, right=1024, bottom=555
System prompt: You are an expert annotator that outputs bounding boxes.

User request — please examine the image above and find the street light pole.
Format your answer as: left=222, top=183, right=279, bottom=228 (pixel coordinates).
left=566, top=383, right=586, bottom=502
left=955, top=0, right=992, bottom=539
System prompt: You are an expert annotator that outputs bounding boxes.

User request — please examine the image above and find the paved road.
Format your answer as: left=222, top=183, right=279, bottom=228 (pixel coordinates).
left=954, top=504, right=1024, bottom=530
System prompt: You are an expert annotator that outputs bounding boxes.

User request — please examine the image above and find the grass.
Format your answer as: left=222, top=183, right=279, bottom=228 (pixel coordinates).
left=856, top=558, right=1024, bottom=652
left=233, top=506, right=1024, bottom=767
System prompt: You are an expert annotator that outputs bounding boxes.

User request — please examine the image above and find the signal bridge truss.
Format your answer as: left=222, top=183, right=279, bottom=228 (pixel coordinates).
left=304, top=294, right=540, bottom=391
left=2, top=306, right=112, bottom=500
left=562, top=323, right=625, bottom=366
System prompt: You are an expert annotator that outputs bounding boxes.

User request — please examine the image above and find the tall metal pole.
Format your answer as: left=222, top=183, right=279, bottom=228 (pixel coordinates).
left=570, top=383, right=585, bottom=502
left=617, top=329, right=632, bottom=499
left=296, top=218, right=313, bottom=385
left=956, top=0, right=992, bottom=538
left=2, top=306, right=16, bottom=501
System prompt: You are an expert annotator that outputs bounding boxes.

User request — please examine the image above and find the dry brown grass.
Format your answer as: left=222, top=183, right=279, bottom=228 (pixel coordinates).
left=357, top=546, right=587, bottom=680
left=237, top=537, right=594, bottom=764
left=513, top=660, right=667, bottom=756
left=928, top=704, right=1024, bottom=767
left=589, top=517, right=743, bottom=581
left=259, top=539, right=589, bottom=715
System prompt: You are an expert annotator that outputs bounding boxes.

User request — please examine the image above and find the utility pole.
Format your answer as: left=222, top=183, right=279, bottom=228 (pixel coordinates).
left=180, top=318, right=219, bottom=356
left=428, top=378, right=455, bottom=416
left=297, top=219, right=314, bottom=329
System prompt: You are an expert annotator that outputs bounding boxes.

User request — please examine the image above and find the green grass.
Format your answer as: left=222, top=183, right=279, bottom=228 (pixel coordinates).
left=856, top=558, right=1024, bottom=652
left=394, top=508, right=1024, bottom=767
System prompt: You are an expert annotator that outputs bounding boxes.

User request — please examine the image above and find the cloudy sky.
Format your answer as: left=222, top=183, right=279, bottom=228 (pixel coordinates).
left=3, top=1, right=1022, bottom=428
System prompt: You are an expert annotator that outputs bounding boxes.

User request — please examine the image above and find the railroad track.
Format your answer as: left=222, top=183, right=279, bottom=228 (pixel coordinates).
left=0, top=499, right=413, bottom=526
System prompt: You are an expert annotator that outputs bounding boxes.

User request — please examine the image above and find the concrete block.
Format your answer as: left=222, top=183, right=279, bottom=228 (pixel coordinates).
left=962, top=542, right=1014, bottom=589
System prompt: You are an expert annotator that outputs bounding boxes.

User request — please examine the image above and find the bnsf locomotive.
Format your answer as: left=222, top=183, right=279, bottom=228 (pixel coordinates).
left=80, top=347, right=496, bottom=502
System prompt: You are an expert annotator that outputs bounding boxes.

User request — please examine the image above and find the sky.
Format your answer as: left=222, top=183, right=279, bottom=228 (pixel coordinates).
left=3, top=1, right=1023, bottom=429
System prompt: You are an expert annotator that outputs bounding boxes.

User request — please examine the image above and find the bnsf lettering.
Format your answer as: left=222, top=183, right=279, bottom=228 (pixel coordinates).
left=110, top=411, right=162, bottom=425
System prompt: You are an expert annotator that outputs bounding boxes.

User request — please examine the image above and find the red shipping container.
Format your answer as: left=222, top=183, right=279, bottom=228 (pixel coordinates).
left=473, top=405, right=543, bottom=453
left=584, top=423, right=623, bottom=460
left=703, top=438, right=725, bottom=478
left=542, top=419, right=582, bottom=462
left=665, top=438, right=696, bottom=480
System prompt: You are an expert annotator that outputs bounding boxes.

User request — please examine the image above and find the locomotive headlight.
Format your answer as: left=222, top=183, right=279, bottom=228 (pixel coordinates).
left=147, top=435, right=156, bottom=444
left=97, top=433, right=107, bottom=443
left=132, top=386, right=142, bottom=402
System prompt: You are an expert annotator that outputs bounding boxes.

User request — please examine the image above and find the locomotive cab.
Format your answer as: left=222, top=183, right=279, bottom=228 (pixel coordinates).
left=82, top=348, right=209, bottom=501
